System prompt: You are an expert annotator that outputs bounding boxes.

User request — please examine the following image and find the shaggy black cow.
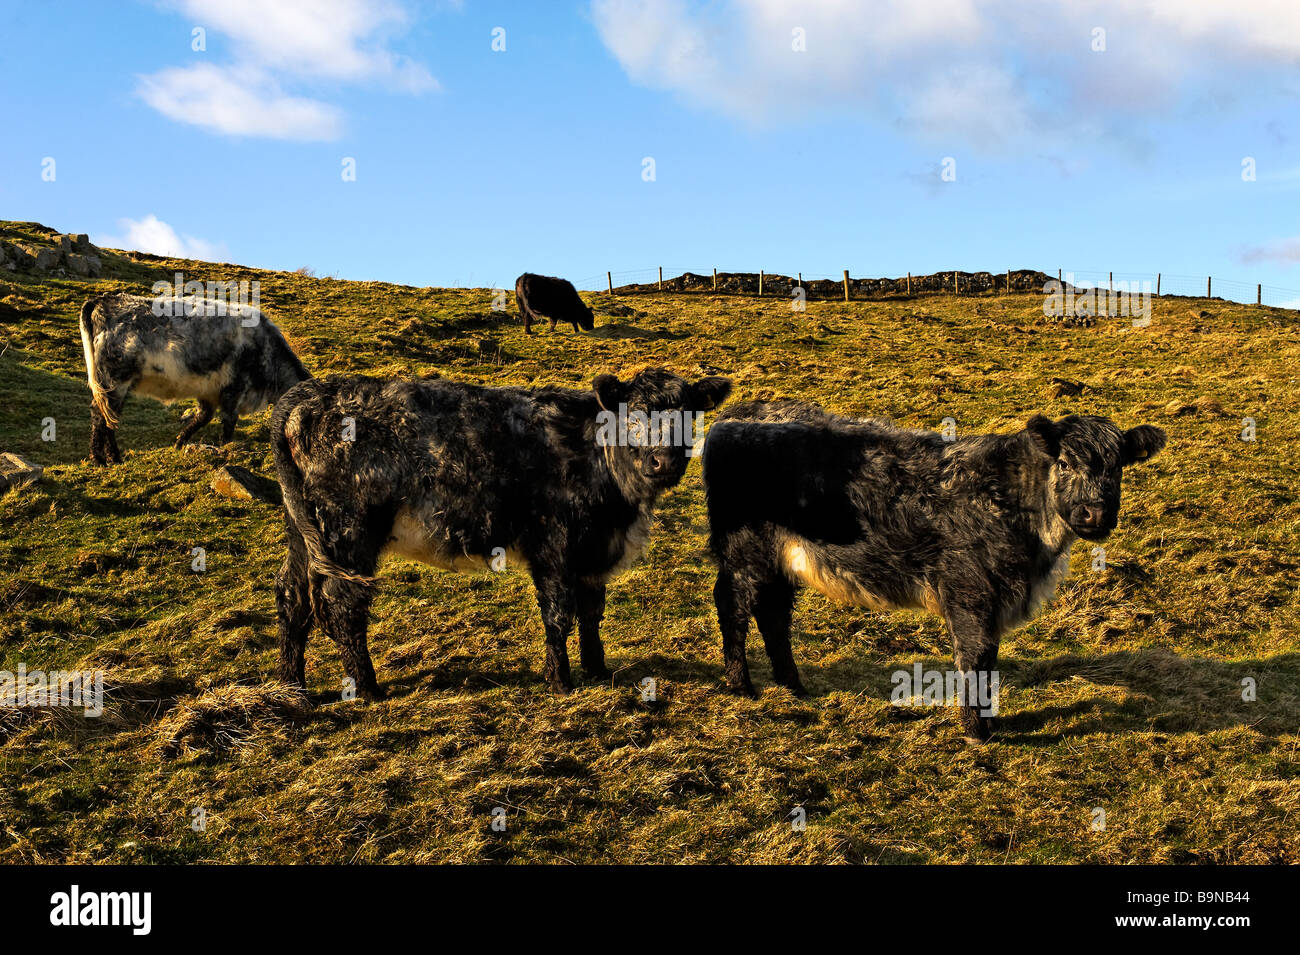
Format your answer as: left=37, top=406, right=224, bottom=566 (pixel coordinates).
left=515, top=273, right=595, bottom=334
left=702, top=401, right=1166, bottom=741
left=79, top=292, right=309, bottom=464
left=271, top=368, right=731, bottom=699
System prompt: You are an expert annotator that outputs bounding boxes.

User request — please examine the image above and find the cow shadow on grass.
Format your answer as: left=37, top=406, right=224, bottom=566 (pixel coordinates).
left=799, top=648, right=1299, bottom=743
left=585, top=323, right=686, bottom=341
left=0, top=351, right=190, bottom=465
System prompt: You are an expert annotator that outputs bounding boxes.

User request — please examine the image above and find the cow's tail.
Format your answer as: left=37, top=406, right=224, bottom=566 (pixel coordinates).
left=271, top=395, right=380, bottom=588
left=79, top=297, right=118, bottom=427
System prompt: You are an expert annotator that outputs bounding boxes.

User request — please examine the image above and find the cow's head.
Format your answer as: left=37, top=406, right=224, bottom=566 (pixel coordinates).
left=593, top=368, right=732, bottom=496
left=576, top=299, right=596, bottom=331
left=1026, top=413, right=1166, bottom=541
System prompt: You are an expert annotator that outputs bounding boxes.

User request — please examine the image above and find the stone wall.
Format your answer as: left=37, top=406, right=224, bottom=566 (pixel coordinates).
left=613, top=269, right=1056, bottom=299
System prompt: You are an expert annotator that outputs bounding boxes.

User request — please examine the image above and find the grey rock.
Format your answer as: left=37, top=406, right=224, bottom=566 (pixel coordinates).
left=33, top=246, right=62, bottom=270
left=0, top=452, right=44, bottom=493
left=211, top=465, right=282, bottom=504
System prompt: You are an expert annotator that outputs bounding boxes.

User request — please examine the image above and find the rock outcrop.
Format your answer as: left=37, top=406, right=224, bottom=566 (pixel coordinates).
left=0, top=224, right=104, bottom=278
left=0, top=452, right=44, bottom=493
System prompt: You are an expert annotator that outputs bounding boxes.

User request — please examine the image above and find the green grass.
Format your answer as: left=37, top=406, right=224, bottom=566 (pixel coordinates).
left=1, top=231, right=1297, bottom=863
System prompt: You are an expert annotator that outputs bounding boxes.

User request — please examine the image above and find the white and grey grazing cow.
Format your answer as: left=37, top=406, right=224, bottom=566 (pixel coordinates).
left=79, top=292, right=310, bottom=464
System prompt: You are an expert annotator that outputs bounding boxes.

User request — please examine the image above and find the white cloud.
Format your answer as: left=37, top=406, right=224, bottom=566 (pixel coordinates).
left=1240, top=238, right=1300, bottom=266
left=137, top=64, right=343, bottom=140
left=166, top=0, right=436, bottom=89
left=137, top=0, right=435, bottom=141
left=95, top=215, right=228, bottom=261
left=591, top=0, right=1300, bottom=148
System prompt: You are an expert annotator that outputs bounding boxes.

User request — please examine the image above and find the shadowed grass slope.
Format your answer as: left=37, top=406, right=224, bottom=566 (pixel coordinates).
left=1, top=236, right=1296, bottom=863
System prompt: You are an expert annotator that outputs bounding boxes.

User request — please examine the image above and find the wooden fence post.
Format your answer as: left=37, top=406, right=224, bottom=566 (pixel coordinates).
left=907, top=271, right=911, bottom=295
left=953, top=271, right=958, bottom=294
left=1007, top=268, right=1011, bottom=293
left=712, top=268, right=717, bottom=291
left=658, top=266, right=662, bottom=290
left=843, top=270, right=850, bottom=302
left=1258, top=283, right=1262, bottom=305
left=607, top=271, right=613, bottom=295
left=1207, top=276, right=1212, bottom=298
left=759, top=270, right=764, bottom=297
left=1156, top=273, right=1161, bottom=297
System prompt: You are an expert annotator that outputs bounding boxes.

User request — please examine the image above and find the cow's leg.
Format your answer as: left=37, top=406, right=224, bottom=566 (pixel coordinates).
left=94, top=389, right=128, bottom=465
left=576, top=582, right=609, bottom=679
left=548, top=315, right=558, bottom=331
left=89, top=404, right=111, bottom=465
left=531, top=573, right=576, bottom=693
left=173, top=400, right=214, bottom=448
left=945, top=605, right=1001, bottom=743
left=275, top=526, right=312, bottom=689
left=714, top=566, right=756, bottom=696
left=317, top=575, right=382, bottom=701
left=755, top=578, right=804, bottom=695
left=217, top=386, right=240, bottom=444
left=517, top=292, right=533, bottom=334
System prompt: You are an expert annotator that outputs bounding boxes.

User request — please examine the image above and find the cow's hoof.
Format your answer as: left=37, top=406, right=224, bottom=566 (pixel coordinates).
left=777, top=678, right=809, bottom=698
left=583, top=665, right=611, bottom=681
left=726, top=680, right=758, bottom=699
left=959, top=711, right=997, bottom=744
left=359, top=685, right=387, bottom=702
left=546, top=672, right=575, bottom=694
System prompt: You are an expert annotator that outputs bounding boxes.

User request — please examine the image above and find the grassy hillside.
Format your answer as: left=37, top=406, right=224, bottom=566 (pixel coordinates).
left=1, top=231, right=1297, bottom=863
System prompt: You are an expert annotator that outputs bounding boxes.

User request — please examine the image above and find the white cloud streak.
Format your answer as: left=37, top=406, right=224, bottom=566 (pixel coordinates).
left=137, top=0, right=435, bottom=141
left=95, top=215, right=228, bottom=261
left=591, top=0, right=1300, bottom=148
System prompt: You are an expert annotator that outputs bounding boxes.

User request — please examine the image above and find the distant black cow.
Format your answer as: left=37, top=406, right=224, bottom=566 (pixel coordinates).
left=703, top=401, right=1166, bottom=741
left=271, top=368, right=731, bottom=699
left=79, top=293, right=310, bottom=464
left=515, top=273, right=595, bottom=334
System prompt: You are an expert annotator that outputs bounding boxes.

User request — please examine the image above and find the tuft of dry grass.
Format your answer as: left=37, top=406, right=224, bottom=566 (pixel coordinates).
left=152, top=682, right=312, bottom=759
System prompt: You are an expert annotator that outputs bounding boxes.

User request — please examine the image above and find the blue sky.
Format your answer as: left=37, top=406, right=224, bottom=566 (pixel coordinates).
left=3, top=0, right=1299, bottom=297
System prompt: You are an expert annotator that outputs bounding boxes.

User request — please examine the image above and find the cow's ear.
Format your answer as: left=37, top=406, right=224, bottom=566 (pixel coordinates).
left=593, top=373, right=625, bottom=411
left=1026, top=414, right=1060, bottom=458
left=693, top=376, right=732, bottom=411
left=1122, top=424, right=1166, bottom=465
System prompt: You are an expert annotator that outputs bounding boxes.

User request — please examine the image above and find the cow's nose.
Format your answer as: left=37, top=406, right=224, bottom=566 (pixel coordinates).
left=646, top=451, right=669, bottom=475
left=1080, top=504, right=1104, bottom=527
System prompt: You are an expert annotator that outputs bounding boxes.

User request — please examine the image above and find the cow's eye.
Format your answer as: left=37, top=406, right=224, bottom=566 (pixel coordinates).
left=1057, top=458, right=1072, bottom=472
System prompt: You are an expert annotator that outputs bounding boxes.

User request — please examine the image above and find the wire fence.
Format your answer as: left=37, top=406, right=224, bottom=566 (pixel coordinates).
left=571, top=266, right=1300, bottom=310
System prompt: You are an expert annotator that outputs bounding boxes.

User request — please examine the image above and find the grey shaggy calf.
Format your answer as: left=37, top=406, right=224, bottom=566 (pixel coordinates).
left=271, top=368, right=731, bottom=700
left=79, top=293, right=309, bottom=464
left=702, top=401, right=1166, bottom=742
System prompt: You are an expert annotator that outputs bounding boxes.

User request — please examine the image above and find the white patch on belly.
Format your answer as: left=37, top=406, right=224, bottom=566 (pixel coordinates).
left=131, top=347, right=228, bottom=405
left=1006, top=549, right=1072, bottom=629
left=381, top=508, right=526, bottom=574
left=603, top=507, right=652, bottom=580
left=778, top=533, right=940, bottom=614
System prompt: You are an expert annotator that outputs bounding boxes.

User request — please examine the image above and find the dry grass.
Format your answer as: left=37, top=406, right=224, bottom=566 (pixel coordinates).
left=1, top=233, right=1297, bottom=863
